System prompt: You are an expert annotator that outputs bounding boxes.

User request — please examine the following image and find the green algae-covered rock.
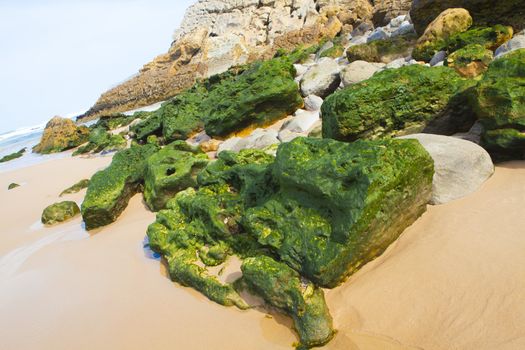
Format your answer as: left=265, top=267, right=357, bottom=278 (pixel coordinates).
left=42, top=201, right=80, bottom=225
left=241, top=256, right=335, bottom=348
left=130, top=111, right=162, bottom=142
left=346, top=34, right=417, bottom=63
left=60, top=179, right=90, bottom=197
left=320, top=44, right=344, bottom=58
left=160, top=86, right=207, bottom=142
left=321, top=65, right=476, bottom=142
left=0, top=148, right=26, bottom=163
left=147, top=186, right=251, bottom=309
left=146, top=138, right=433, bottom=347
left=470, top=49, right=525, bottom=159
left=203, top=58, right=303, bottom=137
left=413, top=25, right=513, bottom=62
left=81, top=144, right=158, bottom=230
left=7, top=183, right=19, bottom=190
left=143, top=141, right=209, bottom=211
left=245, top=137, right=434, bottom=287
left=446, top=44, right=493, bottom=77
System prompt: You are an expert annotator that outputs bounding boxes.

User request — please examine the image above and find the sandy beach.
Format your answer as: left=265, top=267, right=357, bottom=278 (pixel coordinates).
left=0, top=156, right=524, bottom=350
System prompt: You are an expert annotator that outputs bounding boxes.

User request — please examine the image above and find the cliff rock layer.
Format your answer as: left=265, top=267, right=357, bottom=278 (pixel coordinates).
left=78, top=0, right=412, bottom=121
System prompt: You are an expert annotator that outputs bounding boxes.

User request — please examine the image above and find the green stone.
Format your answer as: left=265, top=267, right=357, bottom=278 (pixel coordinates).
left=0, top=148, right=25, bottom=163
left=42, top=201, right=80, bottom=225
left=143, top=141, right=209, bottom=211
left=81, top=144, right=158, bottom=230
left=321, top=65, right=476, bottom=142
left=241, top=256, right=335, bottom=348
left=469, top=49, right=525, bottom=159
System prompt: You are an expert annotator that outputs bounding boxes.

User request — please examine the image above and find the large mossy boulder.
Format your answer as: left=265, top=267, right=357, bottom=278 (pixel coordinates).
left=131, top=57, right=303, bottom=142
left=410, top=0, right=525, bottom=35
left=321, top=65, right=476, bottom=142
left=241, top=256, right=335, bottom=348
left=81, top=144, right=158, bottom=230
left=143, top=141, right=209, bottom=211
left=346, top=34, right=417, bottom=63
left=33, top=117, right=89, bottom=154
left=42, top=201, right=80, bottom=225
left=202, top=58, right=303, bottom=137
left=244, top=138, right=434, bottom=287
left=147, top=138, right=433, bottom=344
left=469, top=49, right=525, bottom=159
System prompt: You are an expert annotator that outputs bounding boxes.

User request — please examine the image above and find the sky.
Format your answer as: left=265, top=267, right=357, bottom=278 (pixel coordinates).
left=0, top=0, right=195, bottom=133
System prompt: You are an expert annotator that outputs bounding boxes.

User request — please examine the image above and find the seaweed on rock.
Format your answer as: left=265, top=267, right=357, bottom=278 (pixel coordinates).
left=81, top=144, right=158, bottom=230
left=321, top=65, right=476, bottom=142
left=146, top=138, right=434, bottom=348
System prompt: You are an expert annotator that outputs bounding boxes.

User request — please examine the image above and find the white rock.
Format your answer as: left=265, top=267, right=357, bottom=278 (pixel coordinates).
left=293, top=64, right=309, bottom=78
left=224, top=129, right=280, bottom=153
left=385, top=57, right=407, bottom=69
left=430, top=50, right=447, bottom=66
left=367, top=27, right=390, bottom=43
left=390, top=15, right=408, bottom=28
left=495, top=31, right=525, bottom=57
left=300, top=58, right=341, bottom=98
left=304, top=95, right=324, bottom=111
left=391, top=22, right=415, bottom=37
left=399, top=134, right=494, bottom=205
left=280, top=109, right=320, bottom=133
left=278, top=129, right=304, bottom=143
left=340, top=60, right=384, bottom=86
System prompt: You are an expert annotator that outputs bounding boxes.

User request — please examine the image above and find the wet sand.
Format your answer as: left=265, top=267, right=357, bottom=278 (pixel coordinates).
left=0, top=156, right=524, bottom=349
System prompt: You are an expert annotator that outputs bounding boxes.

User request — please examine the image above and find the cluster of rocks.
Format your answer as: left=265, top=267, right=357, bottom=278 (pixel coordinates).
left=33, top=1, right=525, bottom=348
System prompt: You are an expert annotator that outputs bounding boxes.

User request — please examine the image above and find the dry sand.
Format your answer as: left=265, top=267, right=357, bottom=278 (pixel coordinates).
left=0, top=156, right=524, bottom=350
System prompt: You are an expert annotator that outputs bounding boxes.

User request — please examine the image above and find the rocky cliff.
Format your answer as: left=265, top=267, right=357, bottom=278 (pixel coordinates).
left=77, top=0, right=412, bottom=121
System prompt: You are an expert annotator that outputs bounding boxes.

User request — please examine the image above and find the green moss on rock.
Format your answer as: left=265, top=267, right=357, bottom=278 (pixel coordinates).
left=469, top=49, right=525, bottom=159
left=446, top=44, right=493, bottom=77
left=203, top=58, right=303, bottom=137
left=146, top=137, right=433, bottom=347
left=7, top=183, right=19, bottom=190
left=42, top=201, right=80, bottom=225
left=143, top=141, right=209, bottom=211
left=81, top=144, right=158, bottom=230
left=241, top=256, right=335, bottom=348
left=0, top=148, right=26, bottom=163
left=346, top=34, right=417, bottom=63
left=320, top=44, right=344, bottom=58
left=321, top=65, right=476, bottom=142
left=413, top=25, right=513, bottom=62
left=73, top=127, right=127, bottom=155
left=60, top=179, right=90, bottom=197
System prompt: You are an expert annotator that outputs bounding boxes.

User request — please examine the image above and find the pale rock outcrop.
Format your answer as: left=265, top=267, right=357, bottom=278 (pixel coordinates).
left=300, top=57, right=341, bottom=97
left=78, top=0, right=413, bottom=121
left=340, top=60, right=384, bottom=86
left=400, top=133, right=494, bottom=205
left=304, top=95, right=324, bottom=111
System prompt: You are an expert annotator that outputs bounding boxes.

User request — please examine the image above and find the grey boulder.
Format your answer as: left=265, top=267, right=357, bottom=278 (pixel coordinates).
left=300, top=58, right=341, bottom=98
left=399, top=134, right=494, bottom=205
left=340, top=60, right=384, bottom=86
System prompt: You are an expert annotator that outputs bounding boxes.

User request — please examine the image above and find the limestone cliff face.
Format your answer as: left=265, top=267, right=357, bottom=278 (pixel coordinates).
left=78, top=0, right=411, bottom=121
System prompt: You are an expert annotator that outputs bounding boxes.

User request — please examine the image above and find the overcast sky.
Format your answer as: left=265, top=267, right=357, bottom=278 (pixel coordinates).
left=0, top=0, right=195, bottom=133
